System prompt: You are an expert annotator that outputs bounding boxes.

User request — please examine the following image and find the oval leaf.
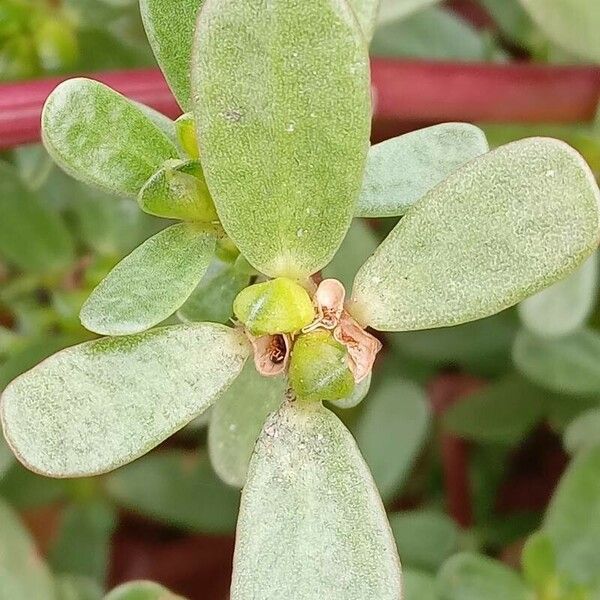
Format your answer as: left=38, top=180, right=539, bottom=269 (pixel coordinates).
left=351, top=138, right=600, bottom=331
left=519, top=0, right=600, bottom=62
left=42, top=78, right=179, bottom=197
left=231, top=401, right=401, bottom=599
left=519, top=253, right=597, bottom=338
left=1, top=324, right=249, bottom=477
left=403, top=570, right=438, bottom=600
left=80, top=223, right=216, bottom=336
left=208, top=362, right=285, bottom=488
left=140, top=0, right=203, bottom=111
left=192, top=0, right=371, bottom=278
left=104, top=581, right=185, bottom=600
left=513, top=328, right=600, bottom=395
left=564, top=409, right=600, bottom=455
left=349, top=0, right=380, bottom=41
left=356, top=123, right=488, bottom=218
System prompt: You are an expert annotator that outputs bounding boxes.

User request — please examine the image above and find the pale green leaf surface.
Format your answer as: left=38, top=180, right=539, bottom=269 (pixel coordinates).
left=356, top=123, right=488, bottom=217
left=543, top=447, right=600, bottom=586
left=519, top=253, right=597, bottom=338
left=0, top=498, right=54, bottom=600
left=0, top=433, right=12, bottom=479
left=0, top=161, right=74, bottom=274
left=519, top=0, right=600, bottom=62
left=389, top=510, right=458, bottom=572
left=55, top=574, right=103, bottom=600
left=479, top=0, right=535, bottom=47
left=521, top=532, right=557, bottom=590
left=355, top=377, right=430, bottom=502
left=134, top=101, right=178, bottom=146
left=192, top=0, right=371, bottom=278
left=0, top=463, right=67, bottom=509
left=348, top=0, right=380, bottom=41
left=564, top=409, right=600, bottom=455
left=513, top=328, right=600, bottom=395
left=231, top=401, right=401, bottom=600
left=80, top=223, right=216, bottom=336
left=106, top=450, right=239, bottom=533
left=1, top=324, right=249, bottom=477
left=42, top=78, right=179, bottom=197
left=403, top=570, right=438, bottom=600
left=437, top=553, right=529, bottom=600
left=351, top=138, right=600, bottom=331
left=329, top=372, right=371, bottom=409
left=104, top=581, right=185, bottom=600
left=208, top=362, right=286, bottom=488
left=140, top=0, right=203, bottom=110
left=376, top=0, right=442, bottom=24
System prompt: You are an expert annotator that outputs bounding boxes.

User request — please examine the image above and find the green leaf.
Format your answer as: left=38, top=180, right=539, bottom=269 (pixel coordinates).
left=0, top=463, right=67, bottom=509
left=370, top=7, right=489, bottom=61
left=140, top=0, right=203, bottom=111
left=1, top=323, right=249, bottom=477
left=137, top=160, right=217, bottom=222
left=513, top=328, right=600, bottom=395
left=104, top=581, right=185, bottom=600
left=329, top=372, right=371, bottom=409
left=479, top=0, right=536, bottom=47
left=42, top=78, right=179, bottom=197
left=389, top=510, right=459, bottom=572
left=0, top=161, right=74, bottom=274
left=0, top=498, right=54, bottom=600
left=192, top=0, right=371, bottom=278
left=564, top=409, right=600, bottom=455
left=403, top=570, right=438, bottom=600
left=80, top=223, right=216, bottom=336
left=437, top=553, right=529, bottom=600
left=350, top=138, right=600, bottom=331
left=543, top=447, right=600, bottom=586
left=355, top=376, right=430, bottom=502
left=208, top=362, right=285, bottom=488
left=106, top=450, right=239, bottom=533
left=377, top=0, right=442, bottom=23
left=231, top=401, right=401, bottom=599
left=0, top=433, right=13, bottom=479
left=519, top=253, right=597, bottom=338
left=50, top=500, right=117, bottom=585
left=519, top=0, right=600, bottom=62
left=356, top=124, right=488, bottom=218
left=443, top=374, right=545, bottom=445
left=348, top=0, right=380, bottom=41
left=177, top=257, right=252, bottom=324
left=55, top=574, right=103, bottom=600
left=521, top=531, right=557, bottom=591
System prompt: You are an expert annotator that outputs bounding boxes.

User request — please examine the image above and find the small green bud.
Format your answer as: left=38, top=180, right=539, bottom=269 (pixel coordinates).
left=233, top=277, right=314, bottom=335
left=289, top=330, right=355, bottom=403
left=138, top=160, right=218, bottom=222
left=175, top=113, right=200, bottom=159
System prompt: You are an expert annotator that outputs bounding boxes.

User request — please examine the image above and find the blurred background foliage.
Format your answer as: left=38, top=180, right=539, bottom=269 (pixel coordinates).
left=1, top=0, right=600, bottom=598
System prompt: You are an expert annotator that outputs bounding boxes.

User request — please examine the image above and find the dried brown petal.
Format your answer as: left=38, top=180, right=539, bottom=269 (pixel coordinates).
left=309, top=278, right=346, bottom=330
left=248, top=332, right=291, bottom=377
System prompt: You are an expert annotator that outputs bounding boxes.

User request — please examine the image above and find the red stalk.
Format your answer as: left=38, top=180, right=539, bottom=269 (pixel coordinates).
left=1, top=60, right=599, bottom=150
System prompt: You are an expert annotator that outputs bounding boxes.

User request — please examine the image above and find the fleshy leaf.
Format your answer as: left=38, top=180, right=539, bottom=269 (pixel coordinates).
left=0, top=498, right=54, bottom=599
left=377, top=0, right=442, bottom=24
left=104, top=581, right=185, bottom=600
left=564, top=409, right=600, bottom=455
left=521, top=532, right=557, bottom=591
left=42, top=78, right=179, bottom=197
left=329, top=372, right=371, bottom=409
left=348, top=0, right=380, bottom=41
left=436, top=553, right=529, bottom=600
left=0, top=434, right=12, bottom=479
left=208, top=362, right=285, bottom=488
left=402, top=570, right=438, bottom=600
left=80, top=223, right=216, bottom=336
left=55, top=574, right=103, bottom=600
left=192, top=0, right=371, bottom=278
left=513, top=328, right=600, bottom=395
left=140, top=0, right=203, bottom=111
left=356, top=124, right=488, bottom=218
left=351, top=138, right=600, bottom=331
left=519, top=0, right=600, bottom=62
left=355, top=376, right=430, bottom=502
left=1, top=324, right=249, bottom=477
left=231, top=401, right=401, bottom=599
left=519, top=253, right=597, bottom=338
left=106, top=450, right=240, bottom=533
left=0, top=161, right=74, bottom=274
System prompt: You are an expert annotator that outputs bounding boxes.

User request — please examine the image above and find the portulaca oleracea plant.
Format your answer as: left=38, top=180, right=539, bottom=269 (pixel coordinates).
left=2, top=0, right=600, bottom=598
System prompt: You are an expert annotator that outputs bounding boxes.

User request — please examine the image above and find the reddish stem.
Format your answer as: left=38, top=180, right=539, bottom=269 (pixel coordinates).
left=1, top=61, right=599, bottom=150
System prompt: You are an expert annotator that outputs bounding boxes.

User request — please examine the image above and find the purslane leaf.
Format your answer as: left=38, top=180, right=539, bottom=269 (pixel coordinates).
left=231, top=401, right=401, bottom=600
left=348, top=0, right=381, bottom=41
left=0, top=324, right=249, bottom=477
left=192, top=0, right=371, bottom=278
left=350, top=138, right=600, bottom=331
left=519, top=253, right=597, bottom=338
left=563, top=409, right=600, bottom=455
left=402, top=570, right=438, bottom=600
left=356, top=124, right=488, bottom=218
left=80, top=223, right=216, bottom=336
left=377, top=0, right=442, bottom=24
left=519, top=0, right=600, bottom=62
left=42, top=78, right=179, bottom=197
left=104, top=581, right=185, bottom=600
left=0, top=161, right=74, bottom=275
left=140, top=0, right=204, bottom=111
left=208, top=362, right=286, bottom=488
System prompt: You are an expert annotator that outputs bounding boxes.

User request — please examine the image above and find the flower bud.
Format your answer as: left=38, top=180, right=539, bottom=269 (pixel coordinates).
left=175, top=113, right=200, bottom=159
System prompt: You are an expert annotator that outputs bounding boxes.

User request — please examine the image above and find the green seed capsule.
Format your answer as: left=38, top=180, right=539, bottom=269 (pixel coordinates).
left=233, top=277, right=314, bottom=335
left=289, top=330, right=355, bottom=403
left=175, top=113, right=200, bottom=159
